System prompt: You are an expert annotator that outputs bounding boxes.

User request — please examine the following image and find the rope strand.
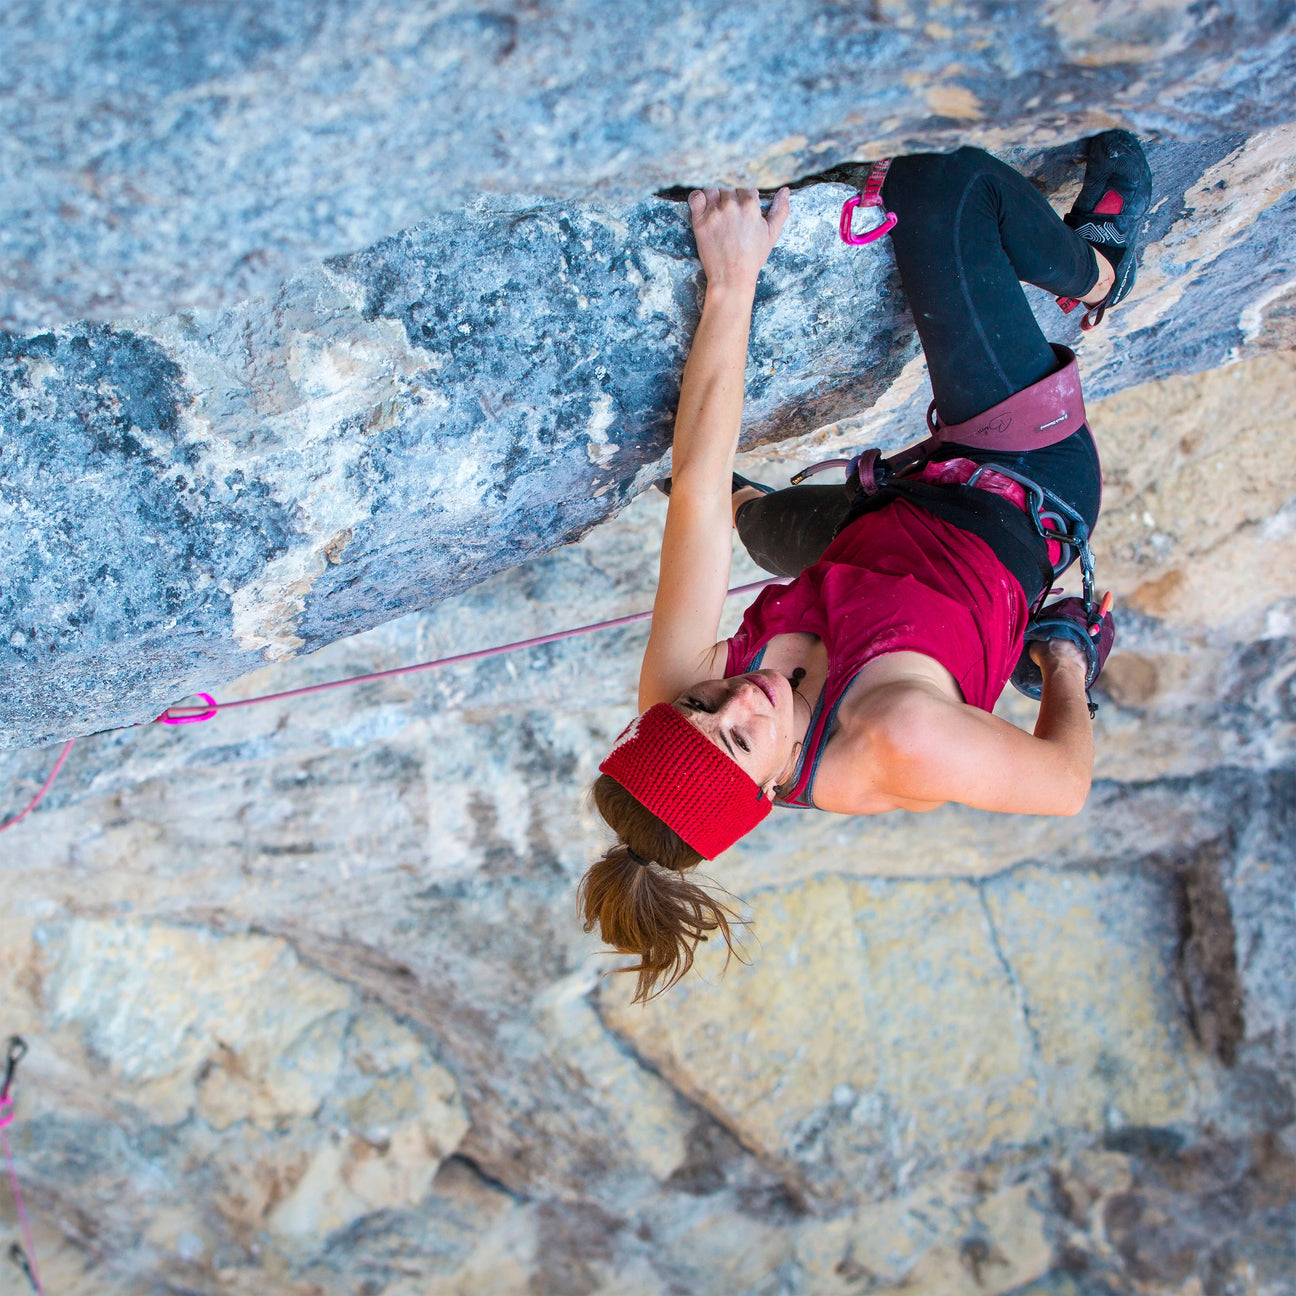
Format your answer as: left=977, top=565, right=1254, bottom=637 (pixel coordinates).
left=1, top=579, right=781, bottom=833
left=0, top=741, right=76, bottom=837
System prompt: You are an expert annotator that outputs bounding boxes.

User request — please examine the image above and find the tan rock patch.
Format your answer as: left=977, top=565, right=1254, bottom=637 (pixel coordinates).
left=601, top=868, right=1205, bottom=1193
left=1101, top=651, right=1161, bottom=707
left=1090, top=350, right=1296, bottom=634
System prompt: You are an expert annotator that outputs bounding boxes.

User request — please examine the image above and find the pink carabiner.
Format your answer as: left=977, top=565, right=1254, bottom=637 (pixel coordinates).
left=839, top=194, right=898, bottom=245
left=158, top=693, right=218, bottom=725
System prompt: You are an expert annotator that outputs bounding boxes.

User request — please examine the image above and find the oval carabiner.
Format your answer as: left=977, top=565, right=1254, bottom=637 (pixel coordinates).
left=157, top=693, right=218, bottom=725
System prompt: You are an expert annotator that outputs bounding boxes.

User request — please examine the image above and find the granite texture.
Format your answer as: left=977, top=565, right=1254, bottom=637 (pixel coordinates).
left=1, top=8, right=1295, bottom=1291
left=4, top=0, right=1295, bottom=330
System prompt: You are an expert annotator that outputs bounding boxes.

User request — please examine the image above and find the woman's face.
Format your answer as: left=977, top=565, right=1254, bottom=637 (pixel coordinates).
left=673, top=670, right=798, bottom=793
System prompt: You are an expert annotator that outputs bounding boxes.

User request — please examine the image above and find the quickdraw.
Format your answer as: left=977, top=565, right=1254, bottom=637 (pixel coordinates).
left=839, top=159, right=897, bottom=245
left=1, top=1037, right=44, bottom=1296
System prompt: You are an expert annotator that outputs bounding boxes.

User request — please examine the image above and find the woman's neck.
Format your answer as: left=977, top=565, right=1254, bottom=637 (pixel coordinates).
left=757, top=632, right=828, bottom=744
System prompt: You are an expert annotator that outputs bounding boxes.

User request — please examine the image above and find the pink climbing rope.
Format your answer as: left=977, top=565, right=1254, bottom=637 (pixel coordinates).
left=1, top=1039, right=44, bottom=1296
left=0, top=581, right=788, bottom=1287
left=0, top=741, right=76, bottom=837
left=1, top=578, right=781, bottom=832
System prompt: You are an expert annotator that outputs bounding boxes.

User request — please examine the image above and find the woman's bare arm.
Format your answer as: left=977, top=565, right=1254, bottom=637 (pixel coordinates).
left=638, top=187, right=789, bottom=709
left=842, top=643, right=1095, bottom=817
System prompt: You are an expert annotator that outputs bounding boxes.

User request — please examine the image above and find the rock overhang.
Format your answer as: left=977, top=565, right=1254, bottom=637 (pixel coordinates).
left=3, top=0, right=1295, bottom=328
left=4, top=124, right=1296, bottom=749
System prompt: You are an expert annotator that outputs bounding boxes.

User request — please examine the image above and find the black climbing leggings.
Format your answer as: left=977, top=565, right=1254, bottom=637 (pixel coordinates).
left=737, top=147, right=1105, bottom=580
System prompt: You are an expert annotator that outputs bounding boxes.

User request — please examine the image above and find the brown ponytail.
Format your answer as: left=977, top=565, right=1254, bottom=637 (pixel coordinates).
left=579, top=774, right=746, bottom=1003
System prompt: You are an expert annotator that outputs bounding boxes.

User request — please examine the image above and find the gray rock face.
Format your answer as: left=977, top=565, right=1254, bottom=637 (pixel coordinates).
left=4, top=1, right=1294, bottom=329
left=2, top=9, right=1295, bottom=1294
left=1, top=406, right=1294, bottom=1291
left=5, top=129, right=1296, bottom=749
left=0, top=183, right=906, bottom=746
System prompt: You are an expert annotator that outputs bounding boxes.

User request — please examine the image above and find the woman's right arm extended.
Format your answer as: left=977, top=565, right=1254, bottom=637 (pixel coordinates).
left=638, top=187, right=789, bottom=711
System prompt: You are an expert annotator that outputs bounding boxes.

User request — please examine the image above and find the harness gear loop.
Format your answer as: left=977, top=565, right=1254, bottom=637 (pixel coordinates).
left=963, top=462, right=1098, bottom=616
left=839, top=160, right=897, bottom=245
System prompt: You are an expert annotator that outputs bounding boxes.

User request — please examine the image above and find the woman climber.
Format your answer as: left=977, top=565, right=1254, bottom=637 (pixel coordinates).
left=580, top=134, right=1151, bottom=1000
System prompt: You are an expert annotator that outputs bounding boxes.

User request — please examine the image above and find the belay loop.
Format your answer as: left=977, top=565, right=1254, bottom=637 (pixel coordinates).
left=839, top=159, right=897, bottom=246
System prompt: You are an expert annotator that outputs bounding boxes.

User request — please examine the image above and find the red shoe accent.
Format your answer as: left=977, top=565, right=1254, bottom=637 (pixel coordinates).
left=1094, top=189, right=1124, bottom=214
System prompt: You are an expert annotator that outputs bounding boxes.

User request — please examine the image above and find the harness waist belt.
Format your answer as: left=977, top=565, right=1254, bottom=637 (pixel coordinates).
left=928, top=344, right=1086, bottom=451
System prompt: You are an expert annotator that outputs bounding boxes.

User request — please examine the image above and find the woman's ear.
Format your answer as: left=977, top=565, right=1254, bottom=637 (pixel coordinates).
left=768, top=741, right=803, bottom=799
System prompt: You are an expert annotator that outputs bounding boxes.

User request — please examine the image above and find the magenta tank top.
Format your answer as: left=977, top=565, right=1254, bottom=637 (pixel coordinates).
left=724, top=500, right=1029, bottom=808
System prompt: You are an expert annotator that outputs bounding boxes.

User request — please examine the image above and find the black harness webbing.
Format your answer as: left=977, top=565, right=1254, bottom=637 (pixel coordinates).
left=837, top=478, right=1056, bottom=609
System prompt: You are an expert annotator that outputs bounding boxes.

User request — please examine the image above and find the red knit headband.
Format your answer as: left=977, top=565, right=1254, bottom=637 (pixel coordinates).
left=598, top=702, right=771, bottom=858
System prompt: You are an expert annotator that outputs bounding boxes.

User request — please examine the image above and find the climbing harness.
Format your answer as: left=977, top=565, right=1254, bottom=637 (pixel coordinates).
left=838, top=160, right=897, bottom=246
left=790, top=348, right=1111, bottom=713
left=798, top=442, right=1100, bottom=612
left=1, top=1037, right=44, bottom=1295
left=791, top=344, right=1087, bottom=495
left=0, top=579, right=782, bottom=835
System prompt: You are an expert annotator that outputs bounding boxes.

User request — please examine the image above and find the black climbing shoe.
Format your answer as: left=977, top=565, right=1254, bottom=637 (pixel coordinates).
left=1010, top=596, right=1116, bottom=716
left=655, top=472, right=776, bottom=498
left=1057, top=130, right=1152, bottom=330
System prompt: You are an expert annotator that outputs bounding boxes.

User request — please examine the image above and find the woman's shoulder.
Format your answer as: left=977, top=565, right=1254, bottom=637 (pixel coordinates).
left=807, top=659, right=960, bottom=816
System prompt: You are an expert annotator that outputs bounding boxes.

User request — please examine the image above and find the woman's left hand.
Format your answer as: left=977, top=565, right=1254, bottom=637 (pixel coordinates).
left=1028, top=636, right=1089, bottom=673
left=688, top=187, right=790, bottom=294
